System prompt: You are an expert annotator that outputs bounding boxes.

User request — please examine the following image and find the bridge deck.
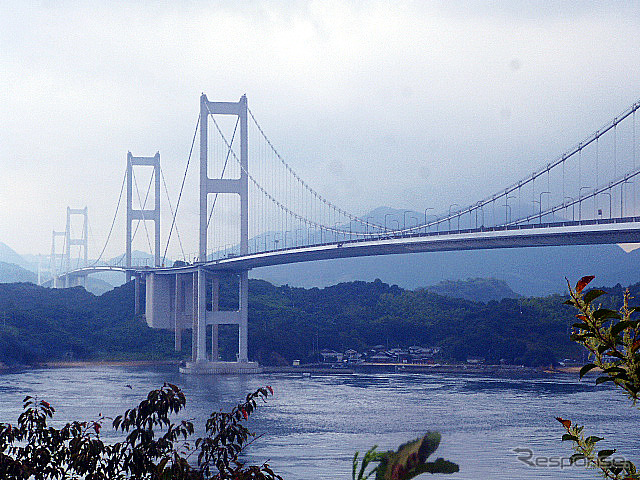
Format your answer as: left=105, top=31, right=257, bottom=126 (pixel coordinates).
left=137, top=216, right=640, bottom=275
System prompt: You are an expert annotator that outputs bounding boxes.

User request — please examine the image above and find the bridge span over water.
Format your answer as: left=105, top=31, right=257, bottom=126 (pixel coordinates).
left=52, top=94, right=640, bottom=373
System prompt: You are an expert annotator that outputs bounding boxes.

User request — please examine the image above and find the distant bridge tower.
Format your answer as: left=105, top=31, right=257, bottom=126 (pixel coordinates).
left=49, top=230, right=66, bottom=288
left=126, top=152, right=161, bottom=277
left=64, top=206, right=89, bottom=288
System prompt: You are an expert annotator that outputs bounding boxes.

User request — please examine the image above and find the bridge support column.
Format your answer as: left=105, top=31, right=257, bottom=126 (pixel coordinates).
left=64, top=207, right=89, bottom=288
left=134, top=274, right=141, bottom=315
left=196, top=267, right=207, bottom=362
left=238, top=271, right=249, bottom=363
left=174, top=274, right=182, bottom=351
left=211, top=277, right=219, bottom=361
left=191, top=271, right=198, bottom=362
left=171, top=94, right=258, bottom=375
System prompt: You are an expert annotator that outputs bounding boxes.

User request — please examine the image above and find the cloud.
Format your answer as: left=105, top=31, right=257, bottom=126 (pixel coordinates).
left=1, top=1, right=640, bottom=259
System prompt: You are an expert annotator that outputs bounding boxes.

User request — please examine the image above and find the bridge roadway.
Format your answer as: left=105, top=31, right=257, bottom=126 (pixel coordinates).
left=41, top=265, right=131, bottom=287
left=135, top=216, right=640, bottom=276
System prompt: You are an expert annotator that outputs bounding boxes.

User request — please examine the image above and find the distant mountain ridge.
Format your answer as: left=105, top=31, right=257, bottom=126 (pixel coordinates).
left=425, top=278, right=519, bottom=302
left=0, top=262, right=37, bottom=284
left=252, top=206, right=640, bottom=296
left=0, top=242, right=33, bottom=270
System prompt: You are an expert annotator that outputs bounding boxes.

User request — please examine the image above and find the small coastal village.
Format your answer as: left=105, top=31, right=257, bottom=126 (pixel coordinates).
left=315, top=345, right=442, bottom=365
left=288, top=344, right=582, bottom=374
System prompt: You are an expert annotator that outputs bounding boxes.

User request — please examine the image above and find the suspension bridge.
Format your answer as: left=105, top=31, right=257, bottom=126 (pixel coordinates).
left=45, top=93, right=640, bottom=373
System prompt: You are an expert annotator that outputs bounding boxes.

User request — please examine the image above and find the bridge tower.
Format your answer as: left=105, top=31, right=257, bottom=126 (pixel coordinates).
left=143, top=95, right=258, bottom=374
left=64, top=207, right=89, bottom=288
left=194, top=94, right=250, bottom=366
left=126, top=152, right=161, bottom=277
left=49, top=230, right=66, bottom=288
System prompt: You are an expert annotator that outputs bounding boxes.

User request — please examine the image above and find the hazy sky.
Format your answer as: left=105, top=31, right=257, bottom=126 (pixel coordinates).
left=2, top=1, right=640, bottom=259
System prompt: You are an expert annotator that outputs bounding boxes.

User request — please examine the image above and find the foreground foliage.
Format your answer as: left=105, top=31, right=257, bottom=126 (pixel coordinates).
left=0, top=383, right=281, bottom=479
left=557, top=275, right=640, bottom=479
left=352, top=432, right=458, bottom=480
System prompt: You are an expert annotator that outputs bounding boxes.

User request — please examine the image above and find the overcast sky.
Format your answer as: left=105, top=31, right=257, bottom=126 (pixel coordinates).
left=2, top=1, right=640, bottom=260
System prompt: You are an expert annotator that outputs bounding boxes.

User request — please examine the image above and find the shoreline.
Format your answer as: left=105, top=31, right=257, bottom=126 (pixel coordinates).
left=39, top=360, right=181, bottom=368
left=16, top=361, right=590, bottom=376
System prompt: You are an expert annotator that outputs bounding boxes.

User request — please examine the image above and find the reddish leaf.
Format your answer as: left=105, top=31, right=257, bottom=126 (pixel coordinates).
left=556, top=417, right=571, bottom=429
left=576, top=276, right=595, bottom=293
left=241, top=408, right=248, bottom=420
left=266, top=386, right=273, bottom=395
left=93, top=422, right=101, bottom=434
left=575, top=315, right=588, bottom=321
left=632, top=340, right=640, bottom=353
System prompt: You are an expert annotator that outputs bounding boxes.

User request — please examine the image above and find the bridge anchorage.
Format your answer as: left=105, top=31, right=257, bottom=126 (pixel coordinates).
left=141, top=94, right=259, bottom=374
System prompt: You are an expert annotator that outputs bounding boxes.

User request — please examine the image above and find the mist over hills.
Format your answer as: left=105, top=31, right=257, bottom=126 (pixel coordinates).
left=0, top=242, right=119, bottom=295
left=0, top=262, right=36, bottom=284
left=252, top=206, right=640, bottom=296
left=0, top=242, right=33, bottom=271
left=253, top=243, right=640, bottom=296
left=425, top=278, right=519, bottom=303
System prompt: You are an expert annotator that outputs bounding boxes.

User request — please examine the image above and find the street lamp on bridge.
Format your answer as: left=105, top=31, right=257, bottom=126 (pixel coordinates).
left=403, top=210, right=413, bottom=230
left=424, top=207, right=434, bottom=234
left=448, top=204, right=460, bottom=232
left=563, top=196, right=576, bottom=221
left=578, top=186, right=592, bottom=221
left=621, top=179, right=633, bottom=217
left=474, top=202, right=484, bottom=229
left=503, top=196, right=516, bottom=225
left=598, top=191, right=612, bottom=219
left=539, top=191, right=551, bottom=224
left=384, top=213, right=395, bottom=233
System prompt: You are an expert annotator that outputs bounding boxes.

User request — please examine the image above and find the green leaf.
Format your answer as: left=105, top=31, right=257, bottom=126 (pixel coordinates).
left=583, top=289, right=606, bottom=304
left=562, top=433, right=579, bottom=442
left=611, top=321, right=632, bottom=337
left=585, top=436, right=604, bottom=444
left=572, top=322, right=590, bottom=329
left=579, top=363, right=598, bottom=379
left=593, top=309, right=622, bottom=321
left=595, top=376, right=614, bottom=385
left=598, top=449, right=616, bottom=458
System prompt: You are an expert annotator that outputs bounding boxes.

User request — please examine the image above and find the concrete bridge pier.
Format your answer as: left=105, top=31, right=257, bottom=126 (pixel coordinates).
left=134, top=273, right=141, bottom=315
left=180, top=267, right=258, bottom=374
left=143, top=268, right=259, bottom=374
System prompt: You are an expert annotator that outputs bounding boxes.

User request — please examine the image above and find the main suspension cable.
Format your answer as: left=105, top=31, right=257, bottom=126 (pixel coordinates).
left=91, top=167, right=127, bottom=266
left=162, top=115, right=200, bottom=265
left=160, top=166, right=186, bottom=262
left=247, top=107, right=385, bottom=231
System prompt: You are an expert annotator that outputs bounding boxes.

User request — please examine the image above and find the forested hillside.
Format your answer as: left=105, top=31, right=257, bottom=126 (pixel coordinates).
left=244, top=278, right=577, bottom=366
left=0, top=282, right=178, bottom=365
left=0, top=276, right=617, bottom=367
